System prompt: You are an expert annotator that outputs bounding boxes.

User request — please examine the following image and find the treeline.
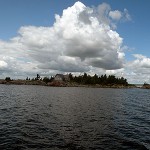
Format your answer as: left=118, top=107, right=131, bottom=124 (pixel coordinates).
left=69, top=73, right=128, bottom=85
left=5, top=73, right=128, bottom=86
left=26, top=74, right=54, bottom=83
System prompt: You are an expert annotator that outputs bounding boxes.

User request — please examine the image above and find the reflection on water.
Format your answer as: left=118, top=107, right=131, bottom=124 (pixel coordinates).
left=0, top=84, right=150, bottom=150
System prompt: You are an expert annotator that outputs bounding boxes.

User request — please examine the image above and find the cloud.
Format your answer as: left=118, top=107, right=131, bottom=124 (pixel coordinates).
left=0, top=1, right=131, bottom=79
left=124, top=54, right=150, bottom=83
left=130, top=54, right=150, bottom=68
left=109, top=10, right=122, bottom=20
left=123, top=9, right=131, bottom=21
left=0, top=61, right=8, bottom=68
left=109, top=9, right=131, bottom=21
left=53, top=2, right=124, bottom=70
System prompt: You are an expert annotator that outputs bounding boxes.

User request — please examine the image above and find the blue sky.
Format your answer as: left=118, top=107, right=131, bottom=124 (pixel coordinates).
left=0, top=0, right=150, bottom=58
left=0, top=0, right=150, bottom=83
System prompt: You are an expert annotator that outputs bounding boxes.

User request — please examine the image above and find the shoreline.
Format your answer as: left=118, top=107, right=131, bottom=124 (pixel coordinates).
left=0, top=79, right=138, bottom=89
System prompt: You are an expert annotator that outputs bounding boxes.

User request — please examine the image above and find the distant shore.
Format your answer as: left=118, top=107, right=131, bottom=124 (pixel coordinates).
left=0, top=79, right=46, bottom=86
left=0, top=79, right=139, bottom=89
left=141, top=84, right=150, bottom=89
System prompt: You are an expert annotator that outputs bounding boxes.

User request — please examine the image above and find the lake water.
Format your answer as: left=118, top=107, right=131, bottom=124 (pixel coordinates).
left=0, top=84, right=150, bottom=150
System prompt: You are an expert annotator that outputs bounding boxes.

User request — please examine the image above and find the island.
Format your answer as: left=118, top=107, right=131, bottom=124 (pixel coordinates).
left=0, top=73, right=137, bottom=88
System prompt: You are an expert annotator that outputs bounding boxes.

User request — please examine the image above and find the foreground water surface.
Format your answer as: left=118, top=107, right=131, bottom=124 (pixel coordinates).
left=0, top=84, right=150, bottom=150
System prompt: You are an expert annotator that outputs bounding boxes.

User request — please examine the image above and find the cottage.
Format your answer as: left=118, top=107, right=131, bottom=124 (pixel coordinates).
left=64, top=74, right=70, bottom=82
left=54, top=74, right=65, bottom=81
left=54, top=74, right=70, bottom=82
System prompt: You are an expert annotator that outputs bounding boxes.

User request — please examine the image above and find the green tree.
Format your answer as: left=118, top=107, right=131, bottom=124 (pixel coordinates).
left=5, top=77, right=11, bottom=82
left=69, top=73, right=73, bottom=81
left=35, top=74, right=40, bottom=80
left=43, top=77, right=50, bottom=83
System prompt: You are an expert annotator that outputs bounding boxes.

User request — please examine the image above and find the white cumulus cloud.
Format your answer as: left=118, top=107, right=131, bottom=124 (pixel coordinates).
left=0, top=1, right=132, bottom=79
left=124, top=54, right=150, bottom=83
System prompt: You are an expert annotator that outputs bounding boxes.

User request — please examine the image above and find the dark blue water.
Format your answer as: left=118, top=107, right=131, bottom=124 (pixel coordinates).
left=0, top=84, right=149, bottom=150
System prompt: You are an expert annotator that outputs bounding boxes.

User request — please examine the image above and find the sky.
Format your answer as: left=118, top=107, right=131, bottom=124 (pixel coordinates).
left=0, top=0, right=150, bottom=84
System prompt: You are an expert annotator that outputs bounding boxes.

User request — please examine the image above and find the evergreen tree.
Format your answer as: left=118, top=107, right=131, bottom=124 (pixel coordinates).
left=69, top=73, right=128, bottom=85
left=5, top=77, right=11, bottom=82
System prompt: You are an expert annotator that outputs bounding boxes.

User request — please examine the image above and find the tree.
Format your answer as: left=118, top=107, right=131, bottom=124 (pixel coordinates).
left=5, top=77, right=11, bottom=82
left=68, top=73, right=128, bottom=85
left=43, top=77, right=50, bottom=83
left=92, top=74, right=98, bottom=84
left=69, top=73, right=73, bottom=81
left=107, top=75, right=116, bottom=85
left=35, top=74, right=40, bottom=80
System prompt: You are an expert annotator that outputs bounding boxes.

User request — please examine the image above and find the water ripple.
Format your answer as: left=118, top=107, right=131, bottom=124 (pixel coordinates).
left=0, top=85, right=150, bottom=150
